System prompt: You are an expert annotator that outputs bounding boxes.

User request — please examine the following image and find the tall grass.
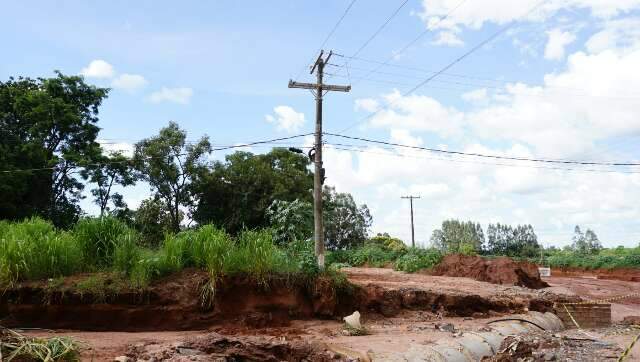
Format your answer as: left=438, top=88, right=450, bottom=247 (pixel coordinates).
left=0, top=218, right=83, bottom=285
left=73, top=217, right=132, bottom=268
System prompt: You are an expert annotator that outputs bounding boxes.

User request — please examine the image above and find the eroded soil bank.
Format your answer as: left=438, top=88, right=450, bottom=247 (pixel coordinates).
left=550, top=266, right=640, bottom=282
left=1, top=267, right=573, bottom=331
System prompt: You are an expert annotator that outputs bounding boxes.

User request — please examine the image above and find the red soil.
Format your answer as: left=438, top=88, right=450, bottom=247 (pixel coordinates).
left=550, top=267, right=640, bottom=282
left=429, top=254, right=549, bottom=289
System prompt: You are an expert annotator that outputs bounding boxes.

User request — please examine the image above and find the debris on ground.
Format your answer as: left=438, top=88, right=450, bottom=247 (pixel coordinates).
left=482, top=329, right=623, bottom=361
left=124, top=332, right=352, bottom=362
left=430, top=254, right=550, bottom=289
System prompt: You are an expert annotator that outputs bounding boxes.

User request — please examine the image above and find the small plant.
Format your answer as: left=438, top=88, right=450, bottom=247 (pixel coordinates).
left=0, top=327, right=83, bottom=361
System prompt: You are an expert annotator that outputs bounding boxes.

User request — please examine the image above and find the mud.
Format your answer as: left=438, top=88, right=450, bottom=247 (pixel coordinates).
left=124, top=332, right=345, bottom=362
left=429, top=254, right=550, bottom=289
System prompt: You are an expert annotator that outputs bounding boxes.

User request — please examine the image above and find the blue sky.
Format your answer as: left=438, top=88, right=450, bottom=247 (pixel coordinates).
left=3, top=0, right=640, bottom=247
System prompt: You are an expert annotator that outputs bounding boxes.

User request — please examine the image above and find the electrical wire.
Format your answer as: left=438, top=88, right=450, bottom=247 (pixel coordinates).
left=324, top=144, right=640, bottom=174
left=0, top=133, right=314, bottom=174
left=293, top=0, right=358, bottom=80
left=323, top=133, right=640, bottom=167
left=350, top=0, right=468, bottom=87
left=334, top=0, right=548, bottom=134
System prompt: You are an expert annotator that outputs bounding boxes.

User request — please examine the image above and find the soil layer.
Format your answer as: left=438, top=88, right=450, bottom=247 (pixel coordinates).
left=429, top=254, right=549, bottom=289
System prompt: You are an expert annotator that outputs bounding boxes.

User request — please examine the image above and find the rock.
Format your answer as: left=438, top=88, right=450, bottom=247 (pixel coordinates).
left=622, top=315, right=640, bottom=325
left=543, top=351, right=557, bottom=361
left=114, top=356, right=131, bottom=362
left=177, top=347, right=203, bottom=355
left=436, top=323, right=455, bottom=332
left=343, top=311, right=362, bottom=329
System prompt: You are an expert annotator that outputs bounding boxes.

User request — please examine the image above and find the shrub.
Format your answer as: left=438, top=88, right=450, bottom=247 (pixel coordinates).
left=74, top=216, right=133, bottom=267
left=394, top=248, right=442, bottom=273
left=0, top=218, right=83, bottom=285
left=347, top=243, right=398, bottom=267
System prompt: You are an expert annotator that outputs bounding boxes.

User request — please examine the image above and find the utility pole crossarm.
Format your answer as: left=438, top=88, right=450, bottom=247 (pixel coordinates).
left=288, top=81, right=351, bottom=93
left=322, top=84, right=351, bottom=92
left=288, top=81, right=317, bottom=90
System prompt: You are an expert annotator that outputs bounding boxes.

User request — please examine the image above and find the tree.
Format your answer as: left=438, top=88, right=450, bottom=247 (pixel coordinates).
left=323, top=186, right=372, bottom=250
left=133, top=197, right=174, bottom=246
left=572, top=225, right=601, bottom=254
left=81, top=151, right=137, bottom=216
left=193, top=148, right=313, bottom=234
left=265, top=186, right=372, bottom=250
left=430, top=219, right=484, bottom=253
left=134, top=122, right=211, bottom=232
left=0, top=72, right=108, bottom=227
left=486, top=223, right=540, bottom=257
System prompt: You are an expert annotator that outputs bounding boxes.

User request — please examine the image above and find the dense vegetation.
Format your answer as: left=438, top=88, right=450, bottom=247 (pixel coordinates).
left=0, top=217, right=322, bottom=288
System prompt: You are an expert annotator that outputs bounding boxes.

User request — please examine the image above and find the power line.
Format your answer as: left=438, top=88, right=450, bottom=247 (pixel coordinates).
left=348, top=0, right=409, bottom=60
left=323, top=133, right=640, bottom=167
left=0, top=133, right=314, bottom=174
left=326, top=65, right=640, bottom=101
left=325, top=144, right=640, bottom=174
left=350, top=0, right=468, bottom=87
left=293, top=0, right=358, bottom=80
left=335, top=0, right=548, bottom=134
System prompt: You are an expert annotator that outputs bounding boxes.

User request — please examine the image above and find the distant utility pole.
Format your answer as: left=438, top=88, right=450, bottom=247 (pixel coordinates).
left=289, top=50, right=351, bottom=269
left=401, top=195, right=420, bottom=247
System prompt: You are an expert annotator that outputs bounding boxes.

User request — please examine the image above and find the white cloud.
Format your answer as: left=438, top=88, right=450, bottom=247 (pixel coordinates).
left=432, top=31, right=464, bottom=47
left=586, top=18, right=640, bottom=54
left=366, top=90, right=464, bottom=138
left=355, top=98, right=380, bottom=112
left=462, top=88, right=488, bottom=104
left=80, top=59, right=115, bottom=78
left=111, top=73, right=148, bottom=92
left=265, top=106, right=306, bottom=133
left=97, top=140, right=135, bottom=158
left=418, top=0, right=640, bottom=31
left=148, top=87, right=193, bottom=104
left=544, top=29, right=576, bottom=60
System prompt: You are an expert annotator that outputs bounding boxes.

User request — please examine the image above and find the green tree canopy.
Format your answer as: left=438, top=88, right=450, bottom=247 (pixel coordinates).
left=134, top=122, right=211, bottom=232
left=486, top=223, right=540, bottom=257
left=265, top=186, right=372, bottom=250
left=430, top=219, right=485, bottom=253
left=193, top=148, right=313, bottom=234
left=0, top=72, right=108, bottom=227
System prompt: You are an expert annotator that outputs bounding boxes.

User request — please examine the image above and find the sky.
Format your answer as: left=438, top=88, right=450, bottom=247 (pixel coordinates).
left=2, top=0, right=640, bottom=248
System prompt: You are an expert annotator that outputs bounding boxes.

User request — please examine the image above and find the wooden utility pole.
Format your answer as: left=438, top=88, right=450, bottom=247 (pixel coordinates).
left=289, top=50, right=351, bottom=269
left=401, top=195, right=420, bottom=247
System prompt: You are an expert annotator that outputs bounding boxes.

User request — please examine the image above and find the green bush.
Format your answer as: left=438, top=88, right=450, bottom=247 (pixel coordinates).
left=347, top=243, right=398, bottom=267
left=0, top=218, right=83, bottom=284
left=74, top=216, right=133, bottom=267
left=394, top=248, right=442, bottom=273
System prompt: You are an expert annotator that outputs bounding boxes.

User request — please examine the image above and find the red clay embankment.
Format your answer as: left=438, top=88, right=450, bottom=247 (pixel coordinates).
left=549, top=267, right=640, bottom=282
left=428, top=254, right=549, bottom=289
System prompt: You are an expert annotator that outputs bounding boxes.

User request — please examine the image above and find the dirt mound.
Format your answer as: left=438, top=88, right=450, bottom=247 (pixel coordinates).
left=125, top=332, right=346, bottom=361
left=430, top=254, right=549, bottom=289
